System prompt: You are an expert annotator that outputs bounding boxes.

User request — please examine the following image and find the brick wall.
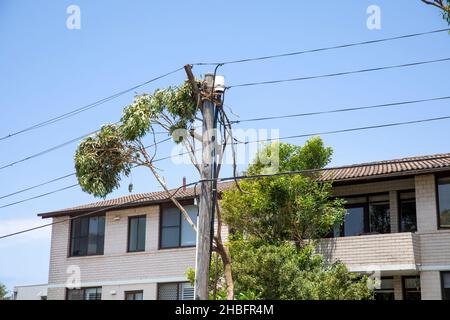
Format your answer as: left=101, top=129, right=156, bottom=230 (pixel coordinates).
left=47, top=204, right=208, bottom=300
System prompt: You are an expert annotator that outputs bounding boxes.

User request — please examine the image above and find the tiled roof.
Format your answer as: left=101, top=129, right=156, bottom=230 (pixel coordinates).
left=38, top=182, right=234, bottom=218
left=38, top=152, right=450, bottom=218
left=319, top=152, right=450, bottom=182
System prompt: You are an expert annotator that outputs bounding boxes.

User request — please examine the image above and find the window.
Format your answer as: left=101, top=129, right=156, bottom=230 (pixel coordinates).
left=335, top=194, right=390, bottom=237
left=67, top=287, right=102, bottom=300
left=125, top=291, right=143, bottom=300
left=403, top=276, right=421, bottom=300
left=374, top=277, right=395, bottom=300
left=157, top=282, right=194, bottom=300
left=160, top=205, right=197, bottom=249
left=442, top=272, right=450, bottom=300
left=369, top=198, right=390, bottom=234
left=399, top=191, right=417, bottom=232
left=128, top=215, right=146, bottom=252
left=437, top=177, right=450, bottom=228
left=70, top=215, right=105, bottom=256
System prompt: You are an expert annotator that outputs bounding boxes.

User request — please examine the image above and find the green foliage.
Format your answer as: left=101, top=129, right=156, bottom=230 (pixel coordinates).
left=120, top=81, right=197, bottom=142
left=230, top=240, right=373, bottom=300
left=74, top=81, right=198, bottom=198
left=0, top=283, right=9, bottom=300
left=186, top=255, right=262, bottom=300
left=247, top=137, right=333, bottom=175
left=75, top=124, right=132, bottom=198
left=223, top=139, right=345, bottom=244
left=221, top=137, right=372, bottom=300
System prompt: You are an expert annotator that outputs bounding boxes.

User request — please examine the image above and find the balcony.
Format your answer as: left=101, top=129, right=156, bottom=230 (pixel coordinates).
left=317, top=232, right=419, bottom=273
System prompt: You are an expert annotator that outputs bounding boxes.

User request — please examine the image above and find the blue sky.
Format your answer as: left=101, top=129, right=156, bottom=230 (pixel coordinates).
left=0, top=0, right=449, bottom=292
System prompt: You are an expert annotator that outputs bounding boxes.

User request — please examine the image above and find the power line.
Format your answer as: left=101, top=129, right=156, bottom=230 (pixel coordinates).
left=230, top=96, right=450, bottom=124
left=0, top=67, right=184, bottom=142
left=2, top=153, right=450, bottom=240
left=0, top=130, right=172, bottom=172
left=0, top=173, right=75, bottom=200
left=0, top=184, right=79, bottom=209
left=0, top=137, right=174, bottom=207
left=194, top=28, right=450, bottom=66
left=227, top=57, right=450, bottom=89
left=3, top=113, right=450, bottom=208
left=239, top=115, right=450, bottom=144
left=0, top=180, right=198, bottom=240
left=0, top=130, right=99, bottom=171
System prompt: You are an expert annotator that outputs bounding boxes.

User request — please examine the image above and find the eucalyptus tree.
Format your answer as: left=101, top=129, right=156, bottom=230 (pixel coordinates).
left=74, top=77, right=236, bottom=299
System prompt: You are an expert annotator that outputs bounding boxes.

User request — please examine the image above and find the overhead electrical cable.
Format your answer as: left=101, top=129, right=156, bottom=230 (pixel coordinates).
left=194, top=28, right=450, bottom=66
left=227, top=58, right=450, bottom=89
left=0, top=67, right=184, bottom=142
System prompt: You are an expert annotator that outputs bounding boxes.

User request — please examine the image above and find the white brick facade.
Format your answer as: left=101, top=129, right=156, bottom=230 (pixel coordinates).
left=45, top=173, right=450, bottom=300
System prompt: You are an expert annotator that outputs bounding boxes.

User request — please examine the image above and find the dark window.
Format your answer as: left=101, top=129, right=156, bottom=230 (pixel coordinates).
left=442, top=272, right=450, bottom=300
left=160, top=205, right=197, bottom=249
left=67, top=287, right=102, bottom=300
left=157, top=282, right=194, bottom=300
left=437, top=177, right=450, bottom=228
left=374, top=277, right=395, bottom=300
left=399, top=191, right=417, bottom=232
left=70, top=215, right=105, bottom=257
left=343, top=206, right=365, bottom=237
left=125, top=291, right=143, bottom=300
left=335, top=194, right=390, bottom=237
left=369, top=202, right=390, bottom=234
left=128, top=215, right=146, bottom=252
left=403, top=276, right=421, bottom=300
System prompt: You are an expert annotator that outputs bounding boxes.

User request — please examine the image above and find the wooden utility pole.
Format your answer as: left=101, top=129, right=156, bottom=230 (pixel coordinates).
left=184, top=65, right=217, bottom=300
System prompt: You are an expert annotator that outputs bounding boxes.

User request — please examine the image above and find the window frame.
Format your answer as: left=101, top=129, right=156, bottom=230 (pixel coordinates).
left=127, top=215, right=147, bottom=253
left=68, top=214, right=105, bottom=257
left=402, top=276, right=421, bottom=301
left=335, top=192, right=390, bottom=237
left=66, top=287, right=102, bottom=300
left=398, top=189, right=417, bottom=233
left=156, top=282, right=193, bottom=300
left=158, top=201, right=197, bottom=250
left=125, top=290, right=144, bottom=300
left=441, top=271, right=450, bottom=300
left=436, top=174, right=450, bottom=230
left=374, top=276, right=395, bottom=301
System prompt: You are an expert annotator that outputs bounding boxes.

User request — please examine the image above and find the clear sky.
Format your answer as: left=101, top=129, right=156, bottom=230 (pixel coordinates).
left=0, top=0, right=449, bottom=292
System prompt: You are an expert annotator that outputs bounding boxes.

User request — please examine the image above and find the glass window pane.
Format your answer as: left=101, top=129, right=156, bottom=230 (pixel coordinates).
left=158, top=283, right=178, bottom=300
left=125, top=291, right=143, bottom=300
left=162, top=208, right=181, bottom=227
left=97, top=216, right=105, bottom=254
left=344, top=207, right=365, bottom=236
left=438, top=178, right=450, bottom=228
left=180, top=283, right=194, bottom=300
left=181, top=206, right=197, bottom=246
left=84, top=287, right=101, bottom=300
left=400, top=199, right=417, bottom=232
left=67, top=289, right=83, bottom=300
left=138, top=216, right=146, bottom=251
left=161, top=227, right=179, bottom=248
left=134, top=292, right=143, bottom=300
left=80, top=217, right=89, bottom=237
left=129, top=217, right=138, bottom=251
left=369, top=202, right=390, bottom=234
left=443, top=273, right=450, bottom=288
left=380, top=278, right=394, bottom=290
left=88, top=217, right=99, bottom=254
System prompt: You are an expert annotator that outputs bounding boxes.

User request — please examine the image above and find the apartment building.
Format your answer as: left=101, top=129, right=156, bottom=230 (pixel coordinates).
left=38, top=152, right=450, bottom=300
